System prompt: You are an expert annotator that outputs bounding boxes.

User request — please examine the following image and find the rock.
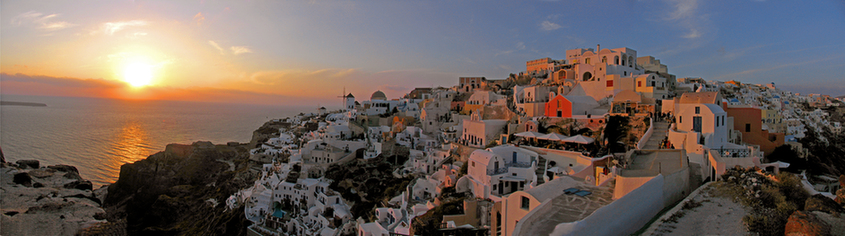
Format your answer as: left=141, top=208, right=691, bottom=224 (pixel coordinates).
left=785, top=211, right=831, bottom=236
left=29, top=169, right=55, bottom=178
left=835, top=188, right=845, bottom=205
left=14, top=172, right=33, bottom=187
left=33, top=182, right=45, bottom=188
left=64, top=180, right=93, bottom=191
left=64, top=171, right=84, bottom=180
left=48, top=164, right=79, bottom=174
left=805, top=194, right=843, bottom=216
left=16, top=159, right=40, bottom=169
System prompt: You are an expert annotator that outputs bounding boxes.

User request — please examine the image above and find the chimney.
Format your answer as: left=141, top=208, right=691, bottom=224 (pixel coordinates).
left=597, top=44, right=600, bottom=53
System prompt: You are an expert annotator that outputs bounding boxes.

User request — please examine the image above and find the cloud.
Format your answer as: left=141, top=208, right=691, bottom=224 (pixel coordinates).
left=208, top=41, right=226, bottom=54
left=712, top=55, right=844, bottom=80
left=99, top=20, right=148, bottom=35
left=193, top=12, right=205, bottom=26
left=682, top=28, right=701, bottom=39
left=10, top=11, right=76, bottom=31
left=10, top=11, right=44, bottom=26
left=662, top=0, right=712, bottom=40
left=540, top=21, right=562, bottom=31
left=0, top=73, right=310, bottom=106
left=230, top=46, right=253, bottom=55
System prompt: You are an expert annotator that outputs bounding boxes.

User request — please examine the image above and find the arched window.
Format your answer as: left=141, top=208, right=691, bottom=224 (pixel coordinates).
left=602, top=56, right=607, bottom=63
left=621, top=56, right=626, bottom=66
left=614, top=56, right=619, bottom=65
left=629, top=56, right=634, bottom=67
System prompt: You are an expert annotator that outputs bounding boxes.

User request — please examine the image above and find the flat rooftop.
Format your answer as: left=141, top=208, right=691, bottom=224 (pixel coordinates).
left=520, top=176, right=614, bottom=236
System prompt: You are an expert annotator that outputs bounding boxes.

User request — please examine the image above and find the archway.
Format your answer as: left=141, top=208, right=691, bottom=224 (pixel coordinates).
left=583, top=72, right=592, bottom=81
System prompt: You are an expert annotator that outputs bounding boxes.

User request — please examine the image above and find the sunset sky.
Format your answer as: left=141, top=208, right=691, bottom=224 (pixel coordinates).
left=2, top=0, right=845, bottom=106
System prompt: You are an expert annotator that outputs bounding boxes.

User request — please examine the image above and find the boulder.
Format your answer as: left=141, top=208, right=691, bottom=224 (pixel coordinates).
left=785, top=211, right=831, bottom=236
left=29, top=169, right=55, bottom=178
left=13, top=172, right=33, bottom=187
left=64, top=171, right=84, bottom=180
left=16, top=160, right=40, bottom=169
left=836, top=188, right=845, bottom=205
left=48, top=164, right=79, bottom=174
left=64, top=180, right=93, bottom=191
left=805, top=194, right=843, bottom=216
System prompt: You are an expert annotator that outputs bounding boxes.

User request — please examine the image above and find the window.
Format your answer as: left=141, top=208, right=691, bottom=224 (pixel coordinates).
left=746, top=124, right=751, bottom=132
left=472, top=161, right=475, bottom=167
left=521, top=196, right=530, bottom=209
left=602, top=56, right=607, bottom=63
left=695, top=107, right=700, bottom=114
left=615, top=56, right=619, bottom=65
left=607, top=80, right=613, bottom=87
left=585, top=58, right=591, bottom=64
left=638, top=81, right=642, bottom=87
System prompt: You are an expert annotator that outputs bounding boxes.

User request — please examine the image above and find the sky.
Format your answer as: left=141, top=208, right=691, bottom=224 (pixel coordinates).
left=2, top=0, right=845, bottom=107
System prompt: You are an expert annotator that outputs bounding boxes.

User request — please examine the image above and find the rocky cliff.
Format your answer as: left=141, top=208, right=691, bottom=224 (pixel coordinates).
left=102, top=141, right=260, bottom=235
left=0, top=160, right=108, bottom=235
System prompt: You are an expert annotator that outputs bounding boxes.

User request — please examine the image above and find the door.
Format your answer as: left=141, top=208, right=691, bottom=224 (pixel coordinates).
left=498, top=182, right=503, bottom=195
left=693, top=116, right=702, bottom=133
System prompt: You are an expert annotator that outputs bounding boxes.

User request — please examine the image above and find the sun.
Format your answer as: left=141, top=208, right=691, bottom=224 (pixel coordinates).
left=123, top=62, right=154, bottom=87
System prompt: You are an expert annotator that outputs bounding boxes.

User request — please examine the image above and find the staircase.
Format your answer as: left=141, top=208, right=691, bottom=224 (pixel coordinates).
left=642, top=121, right=670, bottom=149
left=534, top=156, right=547, bottom=185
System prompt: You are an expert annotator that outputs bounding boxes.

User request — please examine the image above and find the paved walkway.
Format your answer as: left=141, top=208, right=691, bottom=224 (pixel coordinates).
left=521, top=182, right=614, bottom=236
left=643, top=121, right=670, bottom=149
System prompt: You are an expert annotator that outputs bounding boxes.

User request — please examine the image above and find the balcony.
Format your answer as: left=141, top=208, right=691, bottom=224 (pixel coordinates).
left=487, top=167, right=508, bottom=175
left=716, top=148, right=752, bottom=158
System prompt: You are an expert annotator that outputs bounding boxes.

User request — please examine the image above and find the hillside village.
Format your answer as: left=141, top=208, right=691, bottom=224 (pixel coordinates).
left=226, top=45, right=845, bottom=236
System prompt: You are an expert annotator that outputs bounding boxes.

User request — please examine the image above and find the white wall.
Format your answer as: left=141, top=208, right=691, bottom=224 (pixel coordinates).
left=549, top=175, right=665, bottom=236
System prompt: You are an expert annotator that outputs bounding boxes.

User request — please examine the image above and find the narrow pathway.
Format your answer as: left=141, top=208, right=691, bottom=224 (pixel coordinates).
left=643, top=121, right=670, bottom=150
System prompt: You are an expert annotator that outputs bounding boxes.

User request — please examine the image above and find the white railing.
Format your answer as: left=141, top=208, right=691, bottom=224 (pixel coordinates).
left=637, top=118, right=654, bottom=150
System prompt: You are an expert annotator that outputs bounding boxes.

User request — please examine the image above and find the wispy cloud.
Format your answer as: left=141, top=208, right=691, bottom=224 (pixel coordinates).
left=540, top=20, right=562, bottom=31
left=98, top=20, right=148, bottom=35
left=10, top=11, right=76, bottom=31
left=712, top=55, right=844, bottom=80
left=230, top=46, right=253, bottom=55
left=208, top=41, right=226, bottom=54
left=193, top=12, right=205, bottom=26
left=663, top=0, right=710, bottom=39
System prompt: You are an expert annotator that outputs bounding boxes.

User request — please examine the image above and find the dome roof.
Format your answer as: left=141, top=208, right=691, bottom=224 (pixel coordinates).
left=371, top=90, right=387, bottom=100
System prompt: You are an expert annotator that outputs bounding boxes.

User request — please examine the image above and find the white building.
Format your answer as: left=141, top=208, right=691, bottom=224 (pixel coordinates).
left=457, top=145, right=539, bottom=200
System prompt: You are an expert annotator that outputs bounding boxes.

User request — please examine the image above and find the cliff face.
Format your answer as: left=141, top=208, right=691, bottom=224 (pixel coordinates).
left=103, top=141, right=260, bottom=235
left=0, top=161, right=107, bottom=236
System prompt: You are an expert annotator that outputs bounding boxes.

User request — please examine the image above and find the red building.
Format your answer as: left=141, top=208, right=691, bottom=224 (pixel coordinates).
left=724, top=105, right=784, bottom=155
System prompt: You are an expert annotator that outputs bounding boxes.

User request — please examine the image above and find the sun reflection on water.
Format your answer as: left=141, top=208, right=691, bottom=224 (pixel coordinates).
left=107, top=120, right=150, bottom=178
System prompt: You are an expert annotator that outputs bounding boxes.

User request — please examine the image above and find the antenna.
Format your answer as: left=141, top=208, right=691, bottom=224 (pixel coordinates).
left=336, top=87, right=347, bottom=110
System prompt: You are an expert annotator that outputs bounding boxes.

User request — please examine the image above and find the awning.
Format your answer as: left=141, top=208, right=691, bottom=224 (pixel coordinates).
left=514, top=131, right=544, bottom=138
left=562, top=135, right=595, bottom=144
left=538, top=133, right=569, bottom=141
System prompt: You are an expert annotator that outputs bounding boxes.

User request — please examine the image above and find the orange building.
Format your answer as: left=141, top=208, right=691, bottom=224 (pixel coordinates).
left=544, top=94, right=599, bottom=118
left=545, top=95, right=573, bottom=118
left=725, top=106, right=784, bottom=155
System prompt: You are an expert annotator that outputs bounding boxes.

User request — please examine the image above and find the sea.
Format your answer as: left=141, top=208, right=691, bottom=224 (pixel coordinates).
left=1, top=94, right=310, bottom=187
